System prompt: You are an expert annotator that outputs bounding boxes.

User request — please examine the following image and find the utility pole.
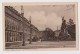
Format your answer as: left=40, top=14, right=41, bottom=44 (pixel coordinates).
left=29, top=16, right=32, bottom=44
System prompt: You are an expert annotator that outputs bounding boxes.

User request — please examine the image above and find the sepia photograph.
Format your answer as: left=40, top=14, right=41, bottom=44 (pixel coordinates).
left=3, top=2, right=78, bottom=50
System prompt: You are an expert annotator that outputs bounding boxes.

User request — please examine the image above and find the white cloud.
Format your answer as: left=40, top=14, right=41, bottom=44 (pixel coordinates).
left=25, top=11, right=62, bottom=31
left=25, top=11, right=47, bottom=31
left=46, top=13, right=62, bottom=31
left=13, top=5, right=75, bottom=31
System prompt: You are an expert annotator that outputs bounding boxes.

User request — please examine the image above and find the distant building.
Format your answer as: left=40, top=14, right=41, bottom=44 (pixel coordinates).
left=53, top=30, right=60, bottom=41
left=54, top=30, right=60, bottom=37
left=39, top=28, right=55, bottom=41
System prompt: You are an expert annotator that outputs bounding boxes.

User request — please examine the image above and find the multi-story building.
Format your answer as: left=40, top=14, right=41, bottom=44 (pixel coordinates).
left=5, top=6, right=39, bottom=43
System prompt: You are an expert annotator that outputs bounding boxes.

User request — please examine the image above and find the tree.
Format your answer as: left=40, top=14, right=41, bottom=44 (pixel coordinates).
left=59, top=17, right=72, bottom=41
left=44, top=28, right=55, bottom=40
left=69, top=18, right=74, bottom=26
left=66, top=19, right=76, bottom=41
left=61, top=17, right=66, bottom=32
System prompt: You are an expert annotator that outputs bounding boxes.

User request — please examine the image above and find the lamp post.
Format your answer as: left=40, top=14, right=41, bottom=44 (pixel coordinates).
left=29, top=16, right=32, bottom=44
left=22, top=33, right=25, bottom=46
left=21, top=5, right=25, bottom=46
left=22, top=26, right=25, bottom=46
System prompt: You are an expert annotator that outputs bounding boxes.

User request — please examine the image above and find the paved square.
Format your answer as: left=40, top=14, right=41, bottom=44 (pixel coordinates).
left=6, top=41, right=76, bottom=49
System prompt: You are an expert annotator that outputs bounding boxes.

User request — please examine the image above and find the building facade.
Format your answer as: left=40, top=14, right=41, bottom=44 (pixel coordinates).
left=5, top=6, right=39, bottom=43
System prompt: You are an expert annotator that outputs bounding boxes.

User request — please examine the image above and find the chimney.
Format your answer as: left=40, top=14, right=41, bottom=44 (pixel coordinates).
left=21, top=6, right=24, bottom=16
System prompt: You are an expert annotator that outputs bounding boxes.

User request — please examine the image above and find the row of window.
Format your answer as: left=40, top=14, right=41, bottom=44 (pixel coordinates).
left=5, top=24, right=19, bottom=31
left=5, top=31, right=22, bottom=42
left=5, top=20, right=23, bottom=31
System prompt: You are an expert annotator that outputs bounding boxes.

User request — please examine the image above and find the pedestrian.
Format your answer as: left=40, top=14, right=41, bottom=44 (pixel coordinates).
left=40, top=37, right=42, bottom=42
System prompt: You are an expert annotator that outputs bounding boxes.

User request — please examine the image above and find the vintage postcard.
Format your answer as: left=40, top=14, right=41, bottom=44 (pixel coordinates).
left=3, top=2, right=78, bottom=51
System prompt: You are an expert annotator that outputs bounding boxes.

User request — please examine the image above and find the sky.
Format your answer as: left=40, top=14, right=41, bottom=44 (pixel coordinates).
left=12, top=5, right=75, bottom=31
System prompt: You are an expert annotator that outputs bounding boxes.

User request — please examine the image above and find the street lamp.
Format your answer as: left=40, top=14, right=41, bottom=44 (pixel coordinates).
left=22, top=31, right=25, bottom=46
left=22, top=26, right=25, bottom=46
left=21, top=5, right=25, bottom=46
